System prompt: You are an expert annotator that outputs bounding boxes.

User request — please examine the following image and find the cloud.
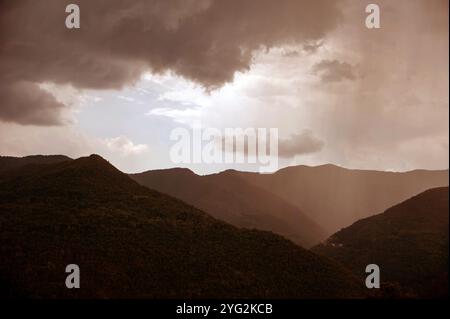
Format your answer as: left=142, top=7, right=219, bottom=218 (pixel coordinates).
left=1, top=0, right=448, bottom=173
left=302, top=40, right=323, bottom=54
left=312, top=59, right=356, bottom=83
left=282, top=41, right=323, bottom=58
left=0, top=0, right=343, bottom=125
left=0, top=123, right=155, bottom=172
left=0, top=81, right=68, bottom=126
left=278, top=130, right=324, bottom=158
left=102, top=136, right=149, bottom=156
left=117, top=95, right=135, bottom=102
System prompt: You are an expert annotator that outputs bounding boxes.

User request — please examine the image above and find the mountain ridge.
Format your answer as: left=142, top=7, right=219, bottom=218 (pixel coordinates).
left=232, top=165, right=449, bottom=235
left=0, top=154, right=363, bottom=298
left=131, top=164, right=448, bottom=245
left=313, top=186, right=449, bottom=298
left=130, top=167, right=326, bottom=247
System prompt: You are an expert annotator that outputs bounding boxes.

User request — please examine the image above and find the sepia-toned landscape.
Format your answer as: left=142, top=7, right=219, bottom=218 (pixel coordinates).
left=0, top=0, right=448, bottom=299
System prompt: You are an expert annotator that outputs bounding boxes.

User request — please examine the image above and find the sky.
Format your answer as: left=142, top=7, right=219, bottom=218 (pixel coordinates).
left=0, top=0, right=448, bottom=174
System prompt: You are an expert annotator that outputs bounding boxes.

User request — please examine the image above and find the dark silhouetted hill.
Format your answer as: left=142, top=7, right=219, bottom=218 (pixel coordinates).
left=313, top=187, right=449, bottom=298
left=0, top=155, right=362, bottom=298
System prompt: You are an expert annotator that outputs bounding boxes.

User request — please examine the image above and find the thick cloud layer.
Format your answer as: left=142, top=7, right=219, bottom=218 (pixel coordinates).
left=0, top=81, right=66, bottom=125
left=0, top=0, right=343, bottom=125
left=313, top=59, right=356, bottom=83
left=279, top=130, right=324, bottom=158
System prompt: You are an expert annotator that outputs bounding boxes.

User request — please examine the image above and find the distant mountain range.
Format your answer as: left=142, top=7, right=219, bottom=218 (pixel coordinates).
left=130, top=168, right=326, bottom=248
left=131, top=164, right=448, bottom=245
left=0, top=155, right=362, bottom=298
left=233, top=165, right=448, bottom=235
left=314, top=187, right=449, bottom=298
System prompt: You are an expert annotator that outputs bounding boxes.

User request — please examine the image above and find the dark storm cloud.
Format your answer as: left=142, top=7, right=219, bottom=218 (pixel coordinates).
left=302, top=40, right=323, bottom=54
left=312, top=59, right=356, bottom=83
left=0, top=0, right=343, bottom=125
left=278, top=130, right=324, bottom=158
left=0, top=82, right=66, bottom=125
